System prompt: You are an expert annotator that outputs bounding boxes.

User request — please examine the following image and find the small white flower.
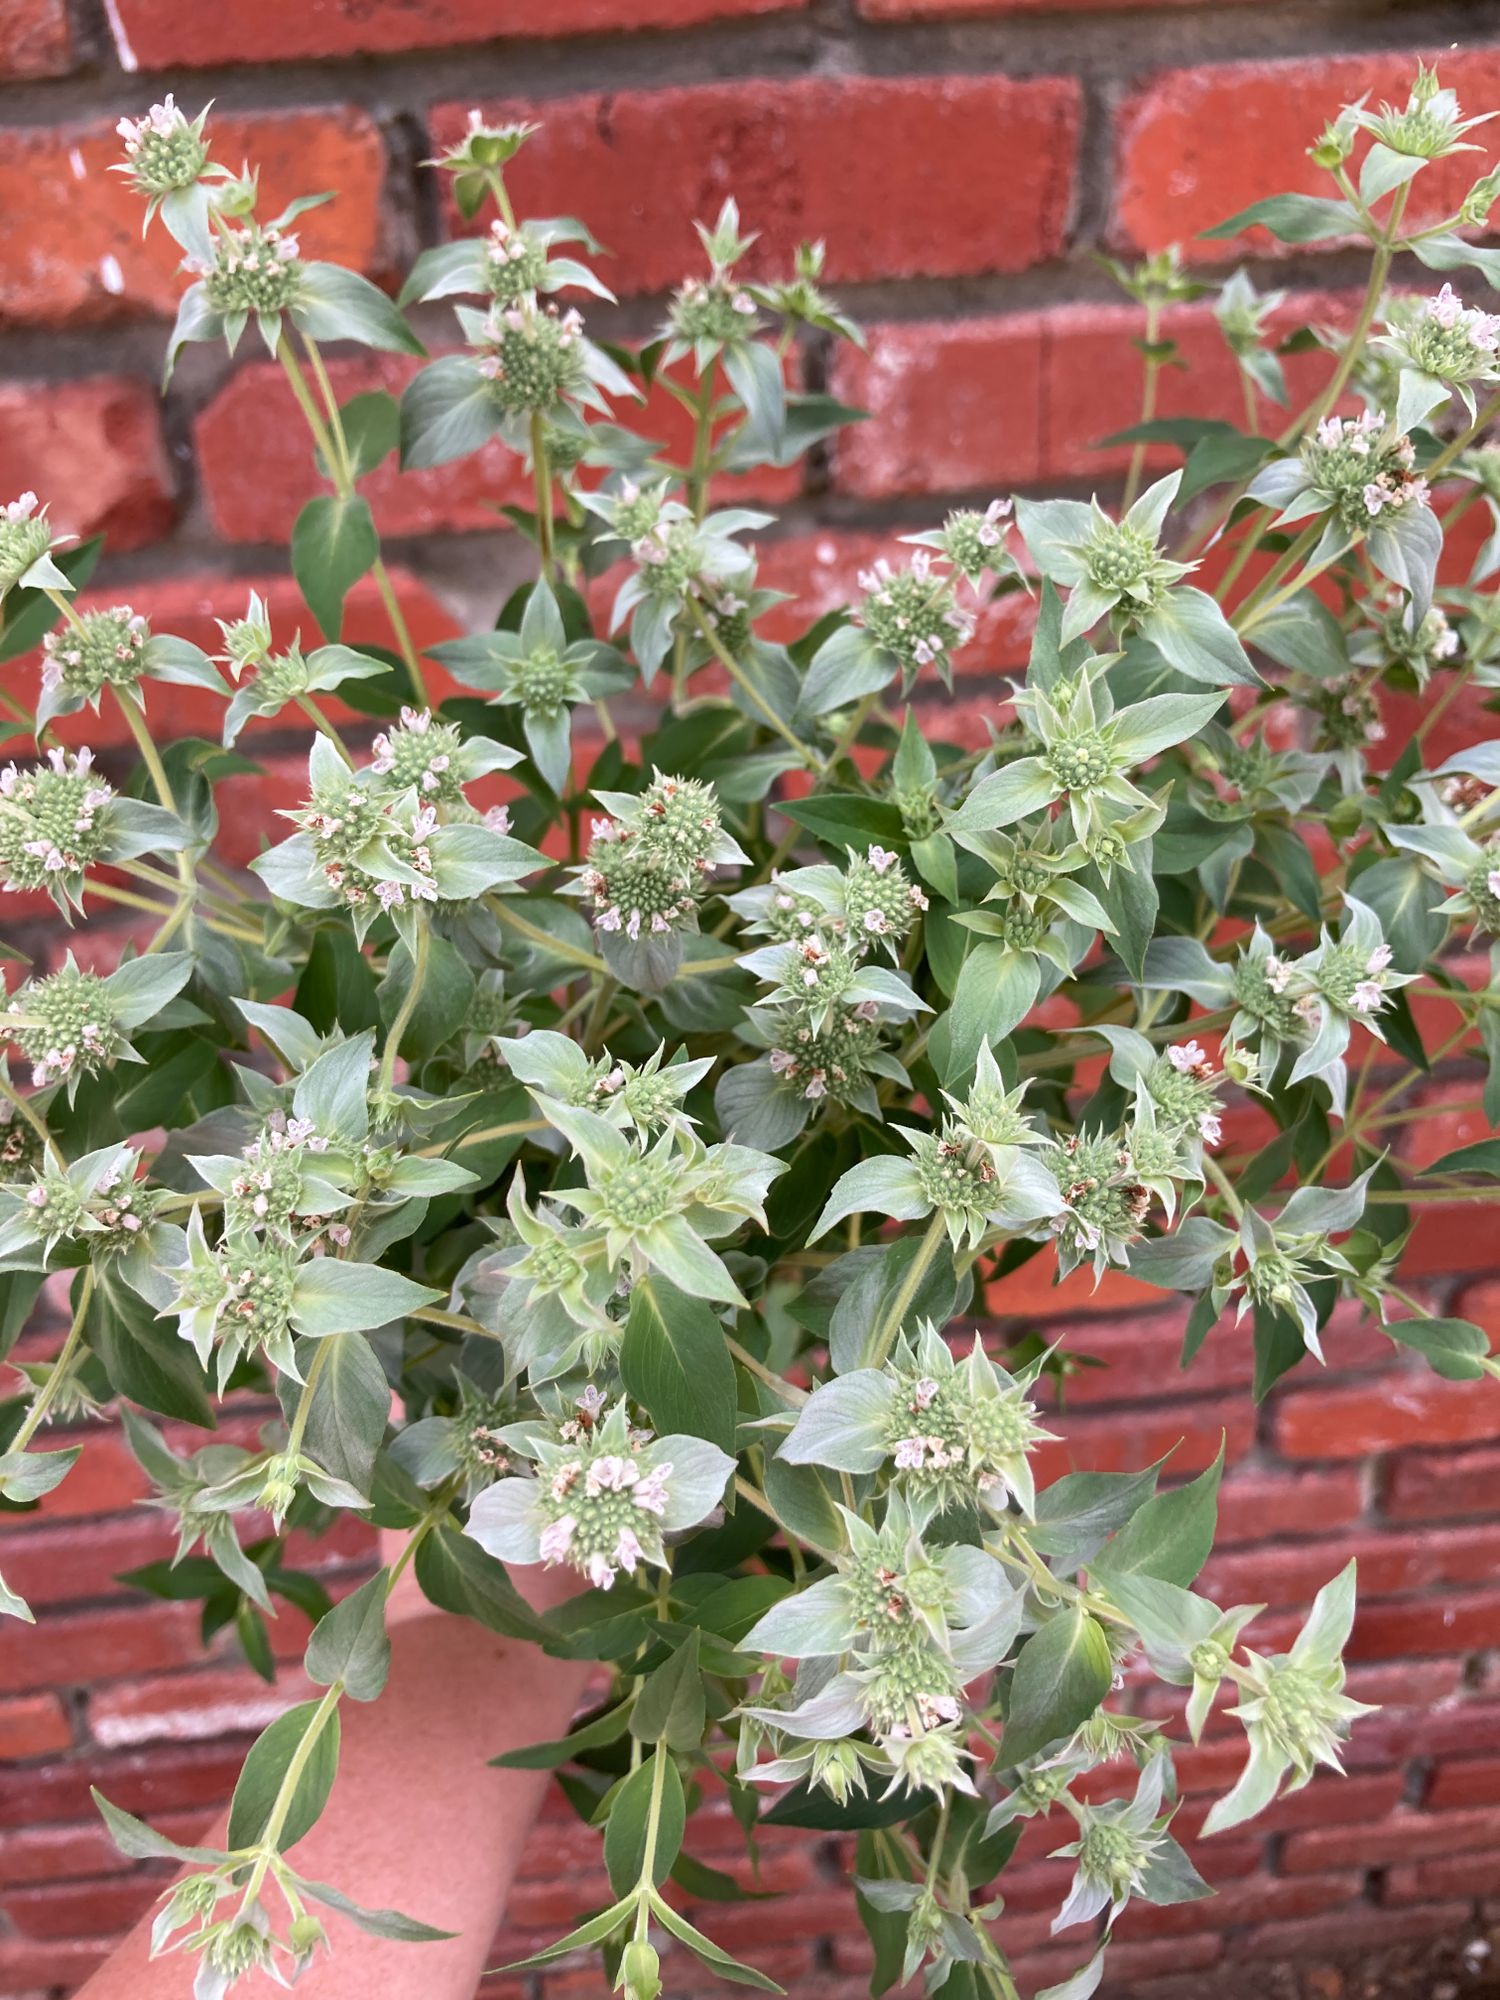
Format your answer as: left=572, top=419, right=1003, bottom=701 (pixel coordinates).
left=1168, top=1040, right=1206, bottom=1073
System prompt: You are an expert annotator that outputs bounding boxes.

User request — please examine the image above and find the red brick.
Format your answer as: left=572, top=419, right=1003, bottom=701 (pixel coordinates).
left=0, top=1816, right=202, bottom=1887
left=0, top=377, right=174, bottom=555
left=1201, top=1525, right=1500, bottom=1611
left=1350, top=1590, right=1500, bottom=1661
left=1116, top=50, right=1500, bottom=260
left=1428, top=1758, right=1500, bottom=1810
left=1034, top=1396, right=1255, bottom=1483
left=196, top=349, right=795, bottom=546
left=0, top=1938, right=111, bottom=1988
left=3, top=1872, right=160, bottom=1942
left=1384, top=1853, right=1500, bottom=1904
left=862, top=0, right=1214, bottom=11
left=435, top=76, right=1081, bottom=291
left=0, top=1694, right=70, bottom=1760
left=0, top=110, right=390, bottom=327
left=1238, top=1899, right=1475, bottom=1960
left=0, top=1602, right=212, bottom=1696
left=1217, top=1468, right=1367, bottom=1546
left=1118, top=1870, right=1364, bottom=1939
left=1275, top=1372, right=1500, bottom=1459
left=1384, top=1443, right=1500, bottom=1522
left=1283, top=1807, right=1500, bottom=1875
left=111, top=0, right=804, bottom=66
left=0, top=1742, right=244, bottom=1830
left=0, top=0, right=70, bottom=78
left=89, top=1666, right=311, bottom=1749
left=830, top=299, right=1342, bottom=499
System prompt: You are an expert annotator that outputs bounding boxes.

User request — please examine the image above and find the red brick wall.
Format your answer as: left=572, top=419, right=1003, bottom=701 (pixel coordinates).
left=3, top=2, right=1500, bottom=1995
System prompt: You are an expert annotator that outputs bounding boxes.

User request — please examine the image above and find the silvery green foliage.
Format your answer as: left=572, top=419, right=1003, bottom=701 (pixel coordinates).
left=2, top=70, right=1500, bottom=2000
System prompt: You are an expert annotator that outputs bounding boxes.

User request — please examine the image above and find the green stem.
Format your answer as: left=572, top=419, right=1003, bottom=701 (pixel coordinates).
left=530, top=414, right=556, bottom=582
left=378, top=914, right=430, bottom=1096
left=1203, top=1152, right=1245, bottom=1223
left=489, top=895, right=606, bottom=973
left=9, top=1269, right=92, bottom=1454
left=869, top=1212, right=948, bottom=1370
left=687, top=601, right=822, bottom=771
left=1122, top=297, right=1162, bottom=513
left=284, top=1335, right=335, bottom=1465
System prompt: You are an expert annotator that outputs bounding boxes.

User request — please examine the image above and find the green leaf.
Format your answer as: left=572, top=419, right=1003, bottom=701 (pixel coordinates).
left=1386, top=1316, right=1494, bottom=1382
left=1001, top=1606, right=1112, bottom=1767
left=291, top=494, right=379, bottom=644
left=0, top=537, right=103, bottom=666
left=400, top=355, right=506, bottom=470
left=490, top=1696, right=634, bottom=1770
left=619, top=1277, right=737, bottom=1455
left=779, top=793, right=905, bottom=848
left=290, top=1260, right=442, bottom=1338
left=378, top=933, right=475, bottom=1063
left=296, top=1876, right=453, bottom=1943
left=305, top=1568, right=390, bottom=1701
left=630, top=1630, right=706, bottom=1751
left=413, top=1524, right=552, bottom=1643
left=1200, top=193, right=1356, bottom=243
left=321, top=391, right=400, bottom=483
left=649, top=1891, right=786, bottom=1992
left=1030, top=1464, right=1160, bottom=1569
left=1421, top=1139, right=1500, bottom=1180
left=226, top=1700, right=341, bottom=1852
left=1092, top=1441, right=1223, bottom=1587
left=604, top=1752, right=685, bottom=1896
left=291, top=1332, right=388, bottom=1496
left=495, top=1897, right=633, bottom=1972
left=92, top=1789, right=227, bottom=1866
left=87, top=1273, right=214, bottom=1428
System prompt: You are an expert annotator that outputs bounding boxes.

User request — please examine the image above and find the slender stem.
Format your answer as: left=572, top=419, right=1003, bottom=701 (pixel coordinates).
left=302, top=337, right=356, bottom=490
left=297, top=693, right=354, bottom=763
left=11, top=1269, right=93, bottom=1454
left=726, top=1336, right=808, bottom=1405
left=869, top=1212, right=948, bottom=1370
left=1203, top=1153, right=1246, bottom=1223
left=1423, top=387, right=1500, bottom=484
left=530, top=414, right=556, bottom=581
left=489, top=895, right=606, bottom=973
left=1229, top=521, right=1323, bottom=631
left=284, top=1334, right=335, bottom=1465
left=378, top=914, right=430, bottom=1095
left=240, top=1678, right=344, bottom=1906
left=370, top=560, right=430, bottom=708
left=734, top=1474, right=840, bottom=1565
left=687, top=601, right=822, bottom=771
left=1122, top=295, right=1162, bottom=513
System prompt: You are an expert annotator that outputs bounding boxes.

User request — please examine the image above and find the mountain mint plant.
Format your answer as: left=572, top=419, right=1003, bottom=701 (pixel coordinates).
left=2, top=66, right=1500, bottom=2000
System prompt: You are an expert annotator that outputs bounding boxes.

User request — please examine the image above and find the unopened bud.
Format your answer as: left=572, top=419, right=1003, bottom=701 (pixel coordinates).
left=621, top=1939, right=661, bottom=2000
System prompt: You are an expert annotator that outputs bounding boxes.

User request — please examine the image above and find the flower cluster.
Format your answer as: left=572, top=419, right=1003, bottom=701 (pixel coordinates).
left=468, top=1399, right=733, bottom=1591
left=1306, top=414, right=1427, bottom=527
left=0, top=749, right=113, bottom=896
left=0, top=492, right=54, bottom=597
left=854, top=552, right=975, bottom=686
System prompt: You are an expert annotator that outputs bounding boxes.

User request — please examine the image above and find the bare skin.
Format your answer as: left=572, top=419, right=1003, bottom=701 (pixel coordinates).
left=74, top=1553, right=590, bottom=1999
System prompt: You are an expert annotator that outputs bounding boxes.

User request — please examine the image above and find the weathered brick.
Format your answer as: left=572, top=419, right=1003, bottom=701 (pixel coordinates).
left=862, top=0, right=1213, bottom=12
left=0, top=377, right=174, bottom=554
left=1275, top=1371, right=1500, bottom=1459
left=0, top=1694, right=70, bottom=1761
left=1428, top=1756, right=1500, bottom=1810
left=1282, top=1807, right=1500, bottom=1875
left=1384, top=1442, right=1500, bottom=1522
left=1237, top=1898, right=1476, bottom=1960
left=109, top=0, right=805, bottom=66
left=1384, top=1852, right=1500, bottom=1904
left=0, top=0, right=70, bottom=78
left=1217, top=1467, right=1367, bottom=1545
left=0, top=110, right=390, bottom=327
left=89, top=1666, right=311, bottom=1749
left=1350, top=1589, right=1500, bottom=1662
left=3, top=1872, right=160, bottom=1942
left=434, top=76, right=1081, bottom=291
left=829, top=299, right=1341, bottom=499
left=1116, top=50, right=1500, bottom=259
left=1201, top=1525, right=1500, bottom=1611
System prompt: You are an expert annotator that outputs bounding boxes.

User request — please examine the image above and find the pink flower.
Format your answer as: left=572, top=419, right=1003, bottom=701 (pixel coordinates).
left=1168, top=1040, right=1206, bottom=1073
left=539, top=1516, right=576, bottom=1564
